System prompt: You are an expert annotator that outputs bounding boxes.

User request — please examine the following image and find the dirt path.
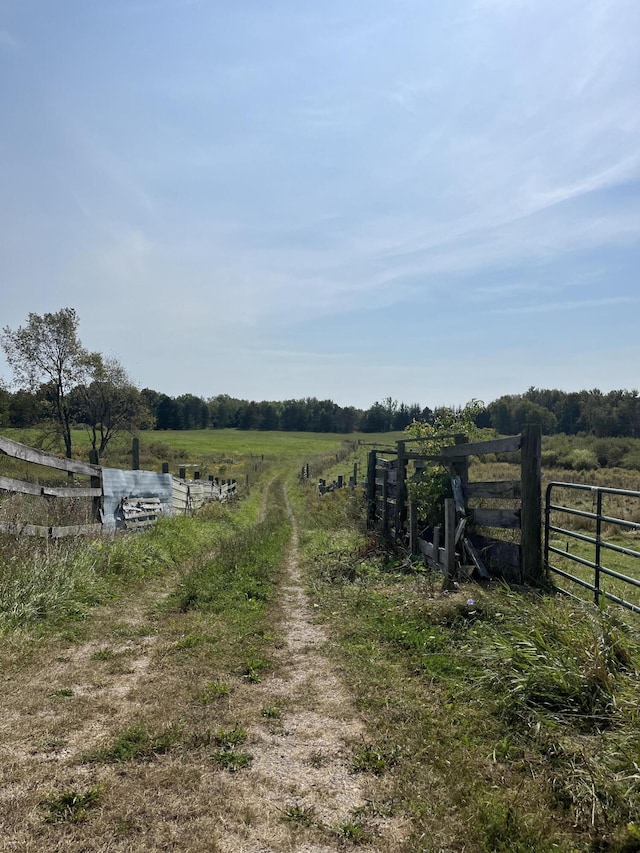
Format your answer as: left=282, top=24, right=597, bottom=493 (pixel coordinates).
left=0, top=483, right=405, bottom=852
left=208, top=484, right=401, bottom=851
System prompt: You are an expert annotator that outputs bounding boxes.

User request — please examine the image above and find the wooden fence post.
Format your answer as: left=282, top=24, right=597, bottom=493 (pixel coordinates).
left=179, top=467, right=186, bottom=480
left=443, top=498, right=456, bottom=586
left=132, top=438, right=140, bottom=471
left=395, top=441, right=407, bottom=543
left=366, top=450, right=377, bottom=528
left=381, top=468, right=389, bottom=535
left=88, top=449, right=101, bottom=524
left=451, top=434, right=469, bottom=487
left=162, top=462, right=169, bottom=474
left=409, top=501, right=418, bottom=555
left=353, top=462, right=358, bottom=486
left=521, top=424, right=542, bottom=585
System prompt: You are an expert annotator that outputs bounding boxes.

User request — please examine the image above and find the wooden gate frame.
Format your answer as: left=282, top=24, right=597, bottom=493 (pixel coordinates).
left=366, top=425, right=542, bottom=585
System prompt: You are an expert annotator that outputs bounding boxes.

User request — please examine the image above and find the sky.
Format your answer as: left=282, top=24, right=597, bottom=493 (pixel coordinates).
left=1, top=0, right=639, bottom=410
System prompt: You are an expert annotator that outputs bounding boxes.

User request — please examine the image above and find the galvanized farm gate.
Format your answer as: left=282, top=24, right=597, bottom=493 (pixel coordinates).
left=544, top=481, right=640, bottom=615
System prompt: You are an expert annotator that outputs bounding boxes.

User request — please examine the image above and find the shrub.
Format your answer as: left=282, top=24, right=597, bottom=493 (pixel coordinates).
left=566, top=449, right=599, bottom=471
left=620, top=449, right=640, bottom=471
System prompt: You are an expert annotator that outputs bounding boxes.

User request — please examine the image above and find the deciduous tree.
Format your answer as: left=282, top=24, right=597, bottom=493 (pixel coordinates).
left=69, top=356, right=153, bottom=455
left=1, top=308, right=96, bottom=458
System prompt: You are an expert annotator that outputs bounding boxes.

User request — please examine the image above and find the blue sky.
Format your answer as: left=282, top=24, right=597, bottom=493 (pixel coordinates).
left=1, top=0, right=639, bottom=409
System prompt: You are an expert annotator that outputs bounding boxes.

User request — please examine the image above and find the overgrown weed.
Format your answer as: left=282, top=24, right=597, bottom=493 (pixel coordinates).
left=40, top=786, right=102, bottom=823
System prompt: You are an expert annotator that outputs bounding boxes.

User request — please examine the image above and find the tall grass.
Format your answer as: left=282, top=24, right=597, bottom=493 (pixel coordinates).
left=0, top=485, right=263, bottom=635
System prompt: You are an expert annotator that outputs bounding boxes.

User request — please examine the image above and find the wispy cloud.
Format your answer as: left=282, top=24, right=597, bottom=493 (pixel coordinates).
left=525, top=155, right=640, bottom=212
left=493, top=296, right=640, bottom=315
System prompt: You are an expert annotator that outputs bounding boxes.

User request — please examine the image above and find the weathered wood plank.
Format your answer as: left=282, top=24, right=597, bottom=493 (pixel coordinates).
left=0, top=436, right=100, bottom=476
left=50, top=523, right=103, bottom=538
left=418, top=538, right=434, bottom=558
left=43, top=486, right=102, bottom=498
left=462, top=537, right=491, bottom=579
left=444, top=498, right=456, bottom=581
left=88, top=449, right=102, bottom=523
left=439, top=435, right=521, bottom=458
left=0, top=475, right=42, bottom=496
left=0, top=520, right=48, bottom=537
left=0, top=475, right=102, bottom=498
left=470, top=508, right=521, bottom=529
left=451, top=477, right=466, bottom=514
left=466, top=481, right=522, bottom=500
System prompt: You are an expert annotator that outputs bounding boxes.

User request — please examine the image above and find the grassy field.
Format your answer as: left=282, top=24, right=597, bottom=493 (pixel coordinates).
left=0, top=426, right=400, bottom=467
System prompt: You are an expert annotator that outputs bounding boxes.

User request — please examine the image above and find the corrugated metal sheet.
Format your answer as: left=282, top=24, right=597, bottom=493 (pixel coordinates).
left=102, top=470, right=237, bottom=532
left=102, top=469, right=174, bottom=532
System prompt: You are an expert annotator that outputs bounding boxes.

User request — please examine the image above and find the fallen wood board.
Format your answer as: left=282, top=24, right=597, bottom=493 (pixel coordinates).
left=462, top=537, right=491, bottom=579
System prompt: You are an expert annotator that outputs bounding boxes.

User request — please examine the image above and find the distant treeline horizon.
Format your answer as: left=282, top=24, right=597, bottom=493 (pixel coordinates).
left=2, top=384, right=639, bottom=439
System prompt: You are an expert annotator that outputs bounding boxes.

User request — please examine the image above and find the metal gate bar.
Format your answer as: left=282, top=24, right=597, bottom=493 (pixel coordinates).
left=544, top=481, right=640, bottom=615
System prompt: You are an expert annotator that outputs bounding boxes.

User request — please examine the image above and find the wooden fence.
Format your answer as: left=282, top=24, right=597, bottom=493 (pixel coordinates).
left=365, top=426, right=542, bottom=585
left=0, top=436, right=103, bottom=538
left=0, top=435, right=236, bottom=537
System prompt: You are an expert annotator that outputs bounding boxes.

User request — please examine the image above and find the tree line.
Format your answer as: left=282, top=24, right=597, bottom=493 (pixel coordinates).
left=2, top=309, right=639, bottom=460
left=139, top=392, right=428, bottom=434
left=481, top=387, right=640, bottom=439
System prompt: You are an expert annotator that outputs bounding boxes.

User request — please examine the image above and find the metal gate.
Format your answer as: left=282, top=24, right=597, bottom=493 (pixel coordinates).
left=544, top=481, right=640, bottom=615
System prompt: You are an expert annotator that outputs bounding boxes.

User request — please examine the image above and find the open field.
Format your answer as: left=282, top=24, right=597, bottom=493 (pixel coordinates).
left=1, top=427, right=405, bottom=468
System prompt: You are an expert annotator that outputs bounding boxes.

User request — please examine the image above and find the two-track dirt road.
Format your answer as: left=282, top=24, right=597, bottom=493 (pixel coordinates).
left=0, top=484, right=406, bottom=852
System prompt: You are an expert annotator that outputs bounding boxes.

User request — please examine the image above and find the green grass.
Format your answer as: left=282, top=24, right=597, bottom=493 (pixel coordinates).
left=208, top=724, right=253, bottom=771
left=210, top=746, right=253, bottom=771
left=197, top=680, right=232, bottom=703
left=166, top=486, right=291, bottom=680
left=283, top=804, right=315, bottom=825
left=40, top=787, right=102, bottom=823
left=85, top=723, right=180, bottom=763
left=0, top=425, right=389, bottom=467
